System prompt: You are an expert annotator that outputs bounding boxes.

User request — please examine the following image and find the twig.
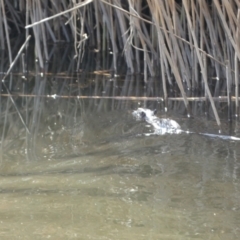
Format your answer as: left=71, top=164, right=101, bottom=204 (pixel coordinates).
left=2, top=35, right=31, bottom=82
left=25, top=0, right=93, bottom=29
left=1, top=35, right=31, bottom=134
left=0, top=93, right=239, bottom=102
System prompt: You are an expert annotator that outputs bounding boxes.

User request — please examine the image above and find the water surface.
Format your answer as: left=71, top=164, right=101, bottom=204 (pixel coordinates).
left=1, top=97, right=240, bottom=239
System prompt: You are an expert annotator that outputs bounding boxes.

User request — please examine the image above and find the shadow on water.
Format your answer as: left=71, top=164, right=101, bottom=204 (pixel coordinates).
left=0, top=46, right=240, bottom=239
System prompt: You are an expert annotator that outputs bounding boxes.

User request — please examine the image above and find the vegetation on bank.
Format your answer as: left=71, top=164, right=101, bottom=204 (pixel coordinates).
left=1, top=0, right=240, bottom=124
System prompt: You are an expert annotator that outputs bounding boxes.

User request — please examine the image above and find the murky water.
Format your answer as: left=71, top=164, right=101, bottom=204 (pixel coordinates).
left=0, top=96, right=240, bottom=240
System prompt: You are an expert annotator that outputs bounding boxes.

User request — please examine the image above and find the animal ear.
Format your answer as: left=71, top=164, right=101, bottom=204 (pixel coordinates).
left=141, top=112, right=146, bottom=118
left=153, top=109, right=157, bottom=115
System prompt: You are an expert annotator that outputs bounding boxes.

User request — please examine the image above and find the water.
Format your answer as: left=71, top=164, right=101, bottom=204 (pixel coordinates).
left=1, top=44, right=240, bottom=238
left=1, top=97, right=240, bottom=239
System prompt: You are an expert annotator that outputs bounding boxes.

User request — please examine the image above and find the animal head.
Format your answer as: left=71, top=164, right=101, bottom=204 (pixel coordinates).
left=132, top=108, right=181, bottom=134
left=132, top=108, right=157, bottom=121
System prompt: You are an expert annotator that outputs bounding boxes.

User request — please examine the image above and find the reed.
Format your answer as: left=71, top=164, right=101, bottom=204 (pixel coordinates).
left=1, top=0, right=240, bottom=124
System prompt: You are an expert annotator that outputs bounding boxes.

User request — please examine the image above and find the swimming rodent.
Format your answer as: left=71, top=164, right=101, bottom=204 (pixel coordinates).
left=132, top=108, right=240, bottom=141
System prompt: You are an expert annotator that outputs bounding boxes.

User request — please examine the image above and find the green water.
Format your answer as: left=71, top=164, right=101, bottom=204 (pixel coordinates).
left=0, top=97, right=240, bottom=240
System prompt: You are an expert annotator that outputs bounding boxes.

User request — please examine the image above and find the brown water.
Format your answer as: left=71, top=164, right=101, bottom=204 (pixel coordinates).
left=1, top=98, right=240, bottom=240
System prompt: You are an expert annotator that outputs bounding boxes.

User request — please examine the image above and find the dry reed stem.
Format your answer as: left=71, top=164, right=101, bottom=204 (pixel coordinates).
left=1, top=94, right=240, bottom=103
left=0, top=2, right=4, bottom=50
left=113, top=1, right=128, bottom=50
left=1, top=0, right=240, bottom=124
left=1, top=0, right=12, bottom=63
left=147, top=0, right=189, bottom=110
left=162, top=1, right=191, bottom=87
left=226, top=60, right=232, bottom=120
left=1, top=35, right=31, bottom=134
left=2, top=36, right=31, bottom=82
left=183, top=0, right=220, bottom=125
left=25, top=0, right=93, bottom=29
left=94, top=0, right=101, bottom=50
left=213, top=0, right=240, bottom=60
left=235, top=8, right=240, bottom=116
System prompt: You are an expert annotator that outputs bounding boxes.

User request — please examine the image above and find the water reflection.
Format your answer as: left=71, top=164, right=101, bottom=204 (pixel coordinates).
left=1, top=54, right=240, bottom=238
left=0, top=96, right=240, bottom=239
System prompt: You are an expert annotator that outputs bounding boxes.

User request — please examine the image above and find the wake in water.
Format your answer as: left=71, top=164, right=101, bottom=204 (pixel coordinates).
left=132, top=108, right=240, bottom=141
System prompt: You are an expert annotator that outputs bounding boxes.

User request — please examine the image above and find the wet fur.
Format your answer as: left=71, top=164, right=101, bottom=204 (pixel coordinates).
left=132, top=108, right=181, bottom=134
left=132, top=108, right=240, bottom=140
